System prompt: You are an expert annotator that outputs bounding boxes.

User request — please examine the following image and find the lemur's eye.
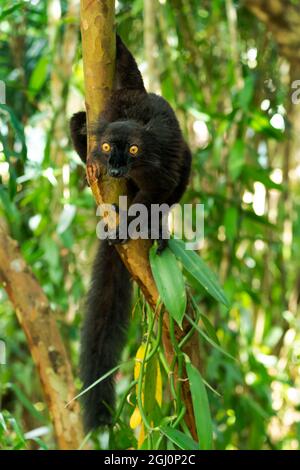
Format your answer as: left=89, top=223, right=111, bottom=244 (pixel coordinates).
left=129, top=145, right=139, bottom=156
left=102, top=142, right=111, bottom=153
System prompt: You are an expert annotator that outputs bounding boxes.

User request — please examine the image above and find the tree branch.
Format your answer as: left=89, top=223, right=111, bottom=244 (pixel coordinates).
left=0, top=223, right=84, bottom=449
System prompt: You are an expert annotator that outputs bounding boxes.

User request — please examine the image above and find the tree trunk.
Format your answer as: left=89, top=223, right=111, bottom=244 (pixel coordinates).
left=80, top=0, right=199, bottom=440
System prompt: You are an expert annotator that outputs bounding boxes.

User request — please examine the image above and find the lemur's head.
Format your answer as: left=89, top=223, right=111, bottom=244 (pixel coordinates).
left=93, top=119, right=160, bottom=178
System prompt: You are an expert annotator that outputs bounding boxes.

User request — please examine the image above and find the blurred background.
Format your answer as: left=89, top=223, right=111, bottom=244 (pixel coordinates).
left=0, top=0, right=300, bottom=450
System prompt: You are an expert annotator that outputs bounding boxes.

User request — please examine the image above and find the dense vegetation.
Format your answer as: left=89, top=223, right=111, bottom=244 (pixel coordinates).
left=0, top=0, right=299, bottom=450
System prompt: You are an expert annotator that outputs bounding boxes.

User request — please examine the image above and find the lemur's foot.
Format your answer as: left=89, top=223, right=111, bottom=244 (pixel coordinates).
left=147, top=225, right=169, bottom=255
left=86, top=161, right=100, bottom=182
left=156, top=238, right=168, bottom=255
left=106, top=221, right=129, bottom=246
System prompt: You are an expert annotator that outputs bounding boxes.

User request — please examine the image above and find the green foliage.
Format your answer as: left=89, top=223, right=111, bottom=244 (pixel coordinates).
left=149, top=245, right=186, bottom=327
left=169, top=239, right=229, bottom=308
left=186, top=361, right=213, bottom=450
left=160, top=426, right=198, bottom=451
left=0, top=0, right=299, bottom=451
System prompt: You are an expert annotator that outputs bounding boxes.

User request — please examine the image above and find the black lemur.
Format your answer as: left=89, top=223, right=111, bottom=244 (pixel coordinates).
left=70, top=35, right=192, bottom=430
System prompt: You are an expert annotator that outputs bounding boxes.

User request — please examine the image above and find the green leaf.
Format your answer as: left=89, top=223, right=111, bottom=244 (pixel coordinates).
left=224, top=207, right=238, bottom=242
left=160, top=426, right=198, bottom=450
left=161, top=74, right=176, bottom=103
left=242, top=209, right=275, bottom=228
left=66, top=362, right=126, bottom=407
left=237, top=75, right=254, bottom=110
left=190, top=295, right=220, bottom=345
left=241, top=165, right=282, bottom=190
left=149, top=245, right=186, bottom=327
left=200, top=315, right=220, bottom=346
left=249, top=111, right=283, bottom=140
left=132, top=0, right=143, bottom=15
left=169, top=239, right=229, bottom=308
left=185, top=314, right=235, bottom=361
left=228, top=139, right=244, bottom=180
left=0, top=104, right=27, bottom=159
left=9, top=418, right=26, bottom=445
left=8, top=383, right=45, bottom=423
left=28, top=55, right=49, bottom=99
left=186, top=362, right=213, bottom=450
left=29, top=437, right=48, bottom=450
left=0, top=3, right=23, bottom=20
left=144, top=356, right=158, bottom=419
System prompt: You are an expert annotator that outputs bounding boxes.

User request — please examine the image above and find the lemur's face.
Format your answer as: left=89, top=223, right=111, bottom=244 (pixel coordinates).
left=96, top=121, right=146, bottom=178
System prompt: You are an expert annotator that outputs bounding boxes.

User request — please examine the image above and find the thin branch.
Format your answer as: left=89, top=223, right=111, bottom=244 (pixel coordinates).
left=0, top=222, right=84, bottom=449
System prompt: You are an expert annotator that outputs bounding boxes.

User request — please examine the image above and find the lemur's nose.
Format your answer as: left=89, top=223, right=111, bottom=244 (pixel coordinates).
left=109, top=168, right=122, bottom=177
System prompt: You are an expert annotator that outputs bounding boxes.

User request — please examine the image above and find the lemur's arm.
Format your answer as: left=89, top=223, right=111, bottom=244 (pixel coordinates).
left=69, top=35, right=145, bottom=162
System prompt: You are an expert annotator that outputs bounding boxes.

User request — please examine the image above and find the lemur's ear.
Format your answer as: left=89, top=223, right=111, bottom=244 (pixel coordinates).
left=70, top=112, right=87, bottom=163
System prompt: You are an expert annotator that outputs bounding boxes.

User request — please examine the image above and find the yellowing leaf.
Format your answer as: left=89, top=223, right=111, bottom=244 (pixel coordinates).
left=134, top=343, right=147, bottom=381
left=138, top=423, right=145, bottom=448
left=131, top=342, right=163, bottom=448
left=129, top=406, right=142, bottom=429
left=155, top=362, right=162, bottom=406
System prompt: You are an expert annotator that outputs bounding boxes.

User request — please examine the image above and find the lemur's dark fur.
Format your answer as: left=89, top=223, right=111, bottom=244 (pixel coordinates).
left=70, top=35, right=192, bottom=431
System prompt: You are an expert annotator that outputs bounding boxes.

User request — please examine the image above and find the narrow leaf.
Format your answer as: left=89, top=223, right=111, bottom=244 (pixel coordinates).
left=190, top=296, right=220, bottom=345
left=28, top=55, right=49, bottom=99
left=185, top=314, right=235, bottom=361
left=228, top=139, right=245, bottom=180
left=9, top=383, right=45, bottom=423
left=186, top=362, right=213, bottom=450
left=224, top=207, right=238, bottom=242
left=0, top=104, right=27, bottom=159
left=200, top=313, right=220, bottom=346
left=169, top=239, right=229, bottom=308
left=160, top=425, right=198, bottom=450
left=149, top=245, right=186, bottom=327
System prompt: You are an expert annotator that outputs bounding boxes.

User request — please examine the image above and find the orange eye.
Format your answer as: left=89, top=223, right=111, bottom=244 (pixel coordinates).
left=129, top=145, right=139, bottom=156
left=102, top=142, right=111, bottom=152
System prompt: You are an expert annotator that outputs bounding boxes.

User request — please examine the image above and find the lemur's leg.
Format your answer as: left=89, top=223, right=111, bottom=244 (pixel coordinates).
left=116, top=34, right=146, bottom=92
left=70, top=111, right=87, bottom=163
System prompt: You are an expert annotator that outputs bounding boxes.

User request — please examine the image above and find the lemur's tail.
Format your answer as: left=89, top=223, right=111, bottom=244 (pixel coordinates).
left=80, top=240, right=131, bottom=430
